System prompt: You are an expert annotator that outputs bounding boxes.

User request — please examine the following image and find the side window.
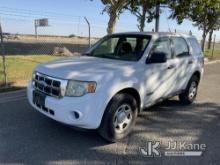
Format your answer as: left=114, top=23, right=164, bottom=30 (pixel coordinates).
left=150, top=37, right=172, bottom=59
left=172, top=37, right=189, bottom=58
left=188, top=38, right=202, bottom=56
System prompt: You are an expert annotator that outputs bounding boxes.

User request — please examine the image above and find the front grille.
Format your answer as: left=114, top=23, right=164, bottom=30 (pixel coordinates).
left=33, top=72, right=66, bottom=98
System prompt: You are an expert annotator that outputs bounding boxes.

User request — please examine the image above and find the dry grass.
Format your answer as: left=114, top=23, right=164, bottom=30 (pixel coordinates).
left=6, top=35, right=98, bottom=44
left=0, top=55, right=59, bottom=87
left=204, top=43, right=220, bottom=59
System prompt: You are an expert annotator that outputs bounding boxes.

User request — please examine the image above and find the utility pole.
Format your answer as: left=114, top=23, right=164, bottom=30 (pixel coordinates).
left=84, top=17, right=91, bottom=48
left=0, top=19, right=7, bottom=86
left=155, top=1, right=160, bottom=32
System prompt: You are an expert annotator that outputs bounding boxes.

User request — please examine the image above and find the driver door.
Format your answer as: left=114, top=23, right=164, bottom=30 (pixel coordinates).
left=143, top=37, right=177, bottom=106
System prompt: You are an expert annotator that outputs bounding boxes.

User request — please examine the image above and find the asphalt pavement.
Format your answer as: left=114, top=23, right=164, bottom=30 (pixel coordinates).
left=0, top=64, right=220, bottom=165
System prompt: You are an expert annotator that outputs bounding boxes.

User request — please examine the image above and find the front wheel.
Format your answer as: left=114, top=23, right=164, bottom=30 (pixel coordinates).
left=98, top=93, right=138, bottom=142
left=179, top=76, right=199, bottom=105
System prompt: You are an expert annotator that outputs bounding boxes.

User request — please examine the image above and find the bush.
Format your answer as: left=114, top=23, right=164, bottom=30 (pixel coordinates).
left=68, top=34, right=76, bottom=38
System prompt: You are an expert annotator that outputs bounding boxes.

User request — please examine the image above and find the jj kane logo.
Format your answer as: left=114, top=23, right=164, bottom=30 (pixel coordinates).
left=139, top=141, right=161, bottom=157
left=139, top=141, right=206, bottom=157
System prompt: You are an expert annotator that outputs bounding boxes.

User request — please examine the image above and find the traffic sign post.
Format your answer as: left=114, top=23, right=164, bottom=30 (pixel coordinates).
left=34, top=18, right=49, bottom=39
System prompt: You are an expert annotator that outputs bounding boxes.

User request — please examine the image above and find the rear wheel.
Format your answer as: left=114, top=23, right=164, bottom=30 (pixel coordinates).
left=179, top=76, right=199, bottom=105
left=98, top=93, right=138, bottom=142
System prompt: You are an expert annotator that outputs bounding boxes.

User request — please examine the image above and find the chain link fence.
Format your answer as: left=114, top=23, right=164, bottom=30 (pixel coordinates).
left=0, top=16, right=102, bottom=88
left=1, top=17, right=101, bottom=55
left=0, top=15, right=220, bottom=89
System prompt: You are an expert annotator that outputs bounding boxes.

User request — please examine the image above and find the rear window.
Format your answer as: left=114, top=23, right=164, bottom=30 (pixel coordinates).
left=188, top=38, right=203, bottom=56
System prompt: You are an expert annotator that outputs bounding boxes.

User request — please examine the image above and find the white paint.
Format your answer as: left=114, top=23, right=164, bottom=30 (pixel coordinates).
left=27, top=32, right=204, bottom=129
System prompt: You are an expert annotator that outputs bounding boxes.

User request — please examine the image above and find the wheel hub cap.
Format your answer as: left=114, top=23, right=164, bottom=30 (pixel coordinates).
left=113, top=104, right=133, bottom=133
left=189, top=81, right=197, bottom=100
left=117, top=111, right=127, bottom=124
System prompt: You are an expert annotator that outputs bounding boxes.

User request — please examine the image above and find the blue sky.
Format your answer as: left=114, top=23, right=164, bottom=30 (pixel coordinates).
left=0, top=0, right=219, bottom=41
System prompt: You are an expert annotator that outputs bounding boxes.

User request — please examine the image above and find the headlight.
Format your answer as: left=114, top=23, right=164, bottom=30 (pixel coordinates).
left=65, top=80, right=97, bottom=97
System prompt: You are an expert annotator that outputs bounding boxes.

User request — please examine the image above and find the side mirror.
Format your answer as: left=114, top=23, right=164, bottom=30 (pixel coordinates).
left=146, top=52, right=167, bottom=64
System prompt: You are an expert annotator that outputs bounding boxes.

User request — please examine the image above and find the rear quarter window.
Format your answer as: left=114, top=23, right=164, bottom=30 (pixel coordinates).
left=172, top=37, right=190, bottom=58
left=188, top=38, right=203, bottom=56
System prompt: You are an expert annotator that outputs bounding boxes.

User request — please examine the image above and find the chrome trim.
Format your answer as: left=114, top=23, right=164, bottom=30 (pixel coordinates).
left=33, top=72, right=68, bottom=98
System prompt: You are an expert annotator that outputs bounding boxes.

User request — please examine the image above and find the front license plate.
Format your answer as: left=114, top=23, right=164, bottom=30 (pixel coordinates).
left=33, top=90, right=46, bottom=107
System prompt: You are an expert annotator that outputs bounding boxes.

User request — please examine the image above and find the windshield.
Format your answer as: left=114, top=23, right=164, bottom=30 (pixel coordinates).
left=87, top=35, right=151, bottom=61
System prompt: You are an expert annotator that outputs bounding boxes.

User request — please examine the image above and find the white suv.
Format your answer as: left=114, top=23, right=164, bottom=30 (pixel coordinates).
left=27, top=32, right=204, bottom=142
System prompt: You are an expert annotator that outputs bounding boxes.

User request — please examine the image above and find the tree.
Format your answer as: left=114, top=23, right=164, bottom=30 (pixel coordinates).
left=169, top=0, right=220, bottom=51
left=207, top=17, right=220, bottom=49
left=100, top=0, right=130, bottom=34
left=126, top=0, right=155, bottom=32
left=127, top=0, right=168, bottom=32
left=207, top=30, right=214, bottom=49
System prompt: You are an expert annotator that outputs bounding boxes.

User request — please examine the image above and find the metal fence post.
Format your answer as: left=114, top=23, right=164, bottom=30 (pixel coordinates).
left=84, top=17, right=91, bottom=48
left=0, top=21, right=7, bottom=86
left=34, top=20, right=38, bottom=39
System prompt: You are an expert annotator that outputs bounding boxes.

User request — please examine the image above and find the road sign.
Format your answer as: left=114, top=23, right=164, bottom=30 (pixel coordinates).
left=35, top=18, right=49, bottom=27
left=34, top=18, right=49, bottom=39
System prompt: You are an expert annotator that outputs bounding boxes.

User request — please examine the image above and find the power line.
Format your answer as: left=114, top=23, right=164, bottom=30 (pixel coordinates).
left=0, top=6, right=81, bottom=19
left=0, top=6, right=140, bottom=26
left=0, top=11, right=80, bottom=21
left=0, top=13, right=113, bottom=30
left=0, top=12, right=138, bottom=29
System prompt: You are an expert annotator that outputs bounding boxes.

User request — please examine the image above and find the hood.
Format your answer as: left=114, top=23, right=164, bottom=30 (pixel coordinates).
left=35, top=56, right=137, bottom=82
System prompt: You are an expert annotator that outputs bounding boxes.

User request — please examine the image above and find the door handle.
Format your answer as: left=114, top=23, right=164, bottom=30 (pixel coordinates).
left=188, top=60, right=194, bottom=64
left=167, top=65, right=176, bottom=70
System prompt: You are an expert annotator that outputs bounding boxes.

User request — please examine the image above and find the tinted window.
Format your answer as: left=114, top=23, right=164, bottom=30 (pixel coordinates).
left=150, top=37, right=172, bottom=59
left=188, top=38, right=202, bottom=56
left=172, top=37, right=189, bottom=58
left=90, top=35, right=151, bottom=61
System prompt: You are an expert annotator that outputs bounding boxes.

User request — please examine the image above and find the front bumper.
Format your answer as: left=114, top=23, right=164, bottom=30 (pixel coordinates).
left=27, top=82, right=106, bottom=129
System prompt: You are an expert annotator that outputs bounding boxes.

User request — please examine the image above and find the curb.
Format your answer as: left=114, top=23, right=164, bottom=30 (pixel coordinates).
left=0, top=89, right=26, bottom=103
left=205, top=59, right=220, bottom=65
left=0, top=89, right=26, bottom=96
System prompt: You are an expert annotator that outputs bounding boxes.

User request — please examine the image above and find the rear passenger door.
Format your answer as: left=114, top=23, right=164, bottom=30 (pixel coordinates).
left=171, top=37, right=192, bottom=92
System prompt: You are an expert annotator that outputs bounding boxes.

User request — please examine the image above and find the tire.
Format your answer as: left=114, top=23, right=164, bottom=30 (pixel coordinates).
left=98, top=93, right=138, bottom=142
left=179, top=76, right=199, bottom=105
